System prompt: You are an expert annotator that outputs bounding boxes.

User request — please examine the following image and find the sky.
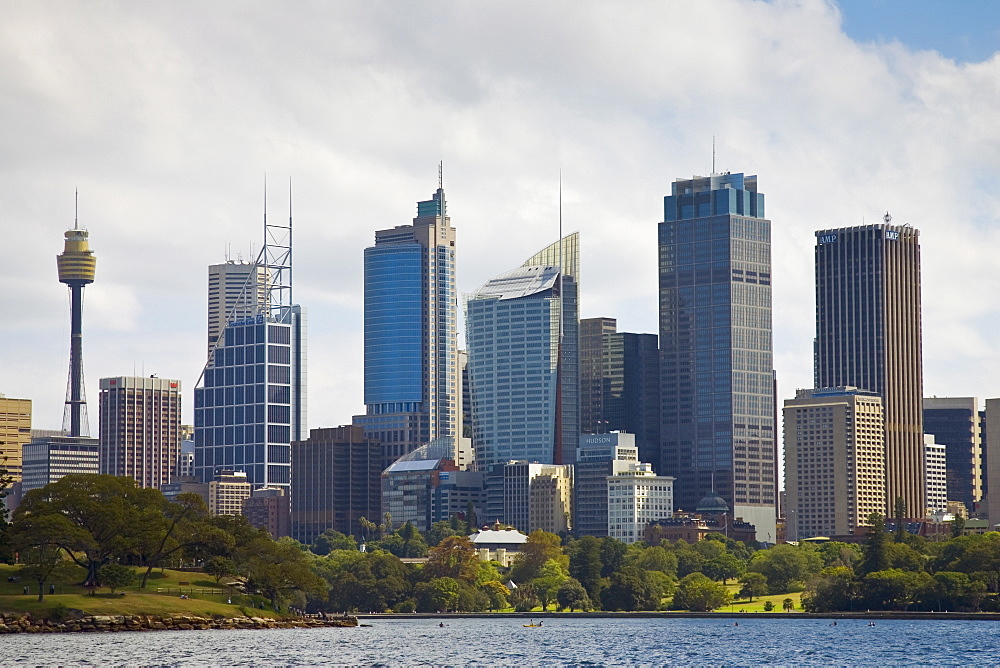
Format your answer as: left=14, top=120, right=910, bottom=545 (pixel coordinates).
left=2, top=0, right=1000, bottom=437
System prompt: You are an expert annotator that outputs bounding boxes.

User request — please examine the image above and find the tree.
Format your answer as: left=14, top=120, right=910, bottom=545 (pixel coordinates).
left=99, top=563, right=137, bottom=595
left=241, top=537, right=327, bottom=610
left=311, top=529, right=357, bottom=555
left=673, top=572, right=731, bottom=612
left=532, top=559, right=569, bottom=611
left=782, top=597, right=794, bottom=612
left=0, top=464, right=12, bottom=563
left=860, top=513, right=890, bottom=575
left=568, top=536, right=605, bottom=604
left=204, top=556, right=238, bottom=584
left=425, top=535, right=479, bottom=582
left=414, top=577, right=460, bottom=612
left=18, top=546, right=79, bottom=601
left=631, top=545, right=678, bottom=577
left=801, top=567, right=857, bottom=612
left=894, top=497, right=908, bottom=543
left=509, top=583, right=540, bottom=612
left=817, top=541, right=862, bottom=570
left=599, top=537, right=628, bottom=578
left=886, top=542, right=926, bottom=572
left=556, top=578, right=590, bottom=611
left=704, top=553, right=745, bottom=584
left=601, top=566, right=662, bottom=611
left=747, top=543, right=822, bottom=593
left=950, top=516, right=966, bottom=539
left=135, top=492, right=227, bottom=588
left=671, top=542, right=706, bottom=578
left=12, top=475, right=162, bottom=586
left=479, top=580, right=510, bottom=611
left=861, top=568, right=932, bottom=611
left=763, top=600, right=774, bottom=611
left=510, top=530, right=567, bottom=582
left=465, top=501, right=478, bottom=535
left=737, top=572, right=768, bottom=602
left=923, top=571, right=985, bottom=612
left=426, top=520, right=459, bottom=547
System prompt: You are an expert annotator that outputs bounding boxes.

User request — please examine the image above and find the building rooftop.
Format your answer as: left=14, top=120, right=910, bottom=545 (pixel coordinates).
left=470, top=529, right=528, bottom=546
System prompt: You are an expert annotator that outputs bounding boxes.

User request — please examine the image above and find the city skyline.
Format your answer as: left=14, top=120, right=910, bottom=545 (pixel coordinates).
left=3, top=2, right=1000, bottom=436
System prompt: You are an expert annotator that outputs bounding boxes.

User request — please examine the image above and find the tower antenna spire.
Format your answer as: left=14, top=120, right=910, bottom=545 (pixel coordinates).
left=438, top=160, right=443, bottom=190
left=712, top=136, right=716, bottom=174
left=74, top=189, right=79, bottom=230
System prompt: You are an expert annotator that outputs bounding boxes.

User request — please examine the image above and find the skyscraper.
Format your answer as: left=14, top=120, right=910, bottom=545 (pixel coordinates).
left=0, top=395, right=31, bottom=483
left=579, top=318, right=660, bottom=467
left=207, top=261, right=269, bottom=356
left=194, top=203, right=305, bottom=491
left=580, top=317, right=617, bottom=435
left=354, top=177, right=458, bottom=468
left=658, top=173, right=776, bottom=541
left=290, top=425, right=382, bottom=543
left=466, top=233, right=580, bottom=470
left=923, top=397, right=982, bottom=513
left=814, top=218, right=923, bottom=518
left=99, top=376, right=182, bottom=488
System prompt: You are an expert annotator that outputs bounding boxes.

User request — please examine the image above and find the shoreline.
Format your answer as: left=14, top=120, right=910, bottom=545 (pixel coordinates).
left=357, top=611, right=1000, bottom=622
left=0, top=612, right=358, bottom=634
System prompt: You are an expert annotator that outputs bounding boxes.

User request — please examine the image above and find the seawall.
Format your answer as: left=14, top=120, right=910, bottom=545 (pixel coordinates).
left=0, top=612, right=358, bottom=634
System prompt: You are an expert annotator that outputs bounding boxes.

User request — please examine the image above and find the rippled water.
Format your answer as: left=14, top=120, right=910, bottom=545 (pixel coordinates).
left=4, top=617, right=998, bottom=665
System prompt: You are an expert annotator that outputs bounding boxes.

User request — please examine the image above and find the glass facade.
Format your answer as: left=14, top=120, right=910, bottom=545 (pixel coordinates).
left=658, top=173, right=775, bottom=539
left=356, top=186, right=458, bottom=463
left=363, top=244, right=424, bottom=406
left=466, top=255, right=579, bottom=470
left=194, top=306, right=305, bottom=490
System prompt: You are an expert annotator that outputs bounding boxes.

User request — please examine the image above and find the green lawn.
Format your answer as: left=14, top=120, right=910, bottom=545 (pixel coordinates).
left=0, top=563, right=282, bottom=619
left=723, top=583, right=803, bottom=613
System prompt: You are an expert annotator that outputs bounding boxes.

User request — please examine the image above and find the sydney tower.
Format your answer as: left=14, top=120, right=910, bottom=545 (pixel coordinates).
left=56, top=213, right=97, bottom=437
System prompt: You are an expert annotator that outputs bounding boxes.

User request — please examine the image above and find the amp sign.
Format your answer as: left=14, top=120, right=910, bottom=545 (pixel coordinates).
left=818, top=234, right=838, bottom=244
left=885, top=230, right=900, bottom=240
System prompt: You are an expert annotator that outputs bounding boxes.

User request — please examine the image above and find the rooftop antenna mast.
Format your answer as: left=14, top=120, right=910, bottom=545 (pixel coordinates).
left=258, top=174, right=293, bottom=321
left=712, top=136, right=716, bottom=174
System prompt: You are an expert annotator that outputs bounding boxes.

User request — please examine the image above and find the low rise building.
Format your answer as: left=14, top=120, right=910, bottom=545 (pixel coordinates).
left=607, top=462, right=674, bottom=543
left=209, top=470, right=251, bottom=516
left=21, top=436, right=99, bottom=494
left=242, top=487, right=291, bottom=538
left=574, top=432, right=639, bottom=537
left=159, top=475, right=210, bottom=505
left=470, top=524, right=528, bottom=566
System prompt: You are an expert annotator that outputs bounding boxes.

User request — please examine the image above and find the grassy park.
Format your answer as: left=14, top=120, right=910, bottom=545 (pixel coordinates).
left=0, top=563, right=283, bottom=619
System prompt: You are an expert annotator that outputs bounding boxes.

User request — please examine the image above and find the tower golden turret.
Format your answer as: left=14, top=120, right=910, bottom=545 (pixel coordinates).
left=57, top=228, right=97, bottom=285
left=57, top=202, right=96, bottom=437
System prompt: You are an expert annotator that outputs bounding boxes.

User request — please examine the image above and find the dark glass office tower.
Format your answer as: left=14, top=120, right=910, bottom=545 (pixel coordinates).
left=815, top=219, right=923, bottom=518
left=580, top=317, right=660, bottom=468
left=923, top=397, right=982, bottom=513
left=659, top=173, right=776, bottom=541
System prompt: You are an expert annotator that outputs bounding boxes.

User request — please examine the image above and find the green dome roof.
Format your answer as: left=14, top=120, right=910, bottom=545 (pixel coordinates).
left=696, top=491, right=730, bottom=513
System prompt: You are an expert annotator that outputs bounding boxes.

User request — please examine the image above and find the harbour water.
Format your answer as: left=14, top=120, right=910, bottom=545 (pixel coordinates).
left=4, top=616, right=998, bottom=665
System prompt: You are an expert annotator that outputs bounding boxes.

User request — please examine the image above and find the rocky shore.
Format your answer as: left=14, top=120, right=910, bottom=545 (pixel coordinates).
left=0, top=612, right=358, bottom=634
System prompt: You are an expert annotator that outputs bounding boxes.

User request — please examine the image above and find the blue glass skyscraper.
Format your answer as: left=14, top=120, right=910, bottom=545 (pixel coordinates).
left=354, top=180, right=458, bottom=470
left=658, top=173, right=776, bottom=541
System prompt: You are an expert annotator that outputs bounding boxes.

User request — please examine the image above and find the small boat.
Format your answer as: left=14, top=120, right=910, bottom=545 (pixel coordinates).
left=523, top=623, right=543, bottom=627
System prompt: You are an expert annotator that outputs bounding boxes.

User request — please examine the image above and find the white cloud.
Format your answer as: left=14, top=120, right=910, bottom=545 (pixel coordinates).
left=1, top=0, right=999, bottom=434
